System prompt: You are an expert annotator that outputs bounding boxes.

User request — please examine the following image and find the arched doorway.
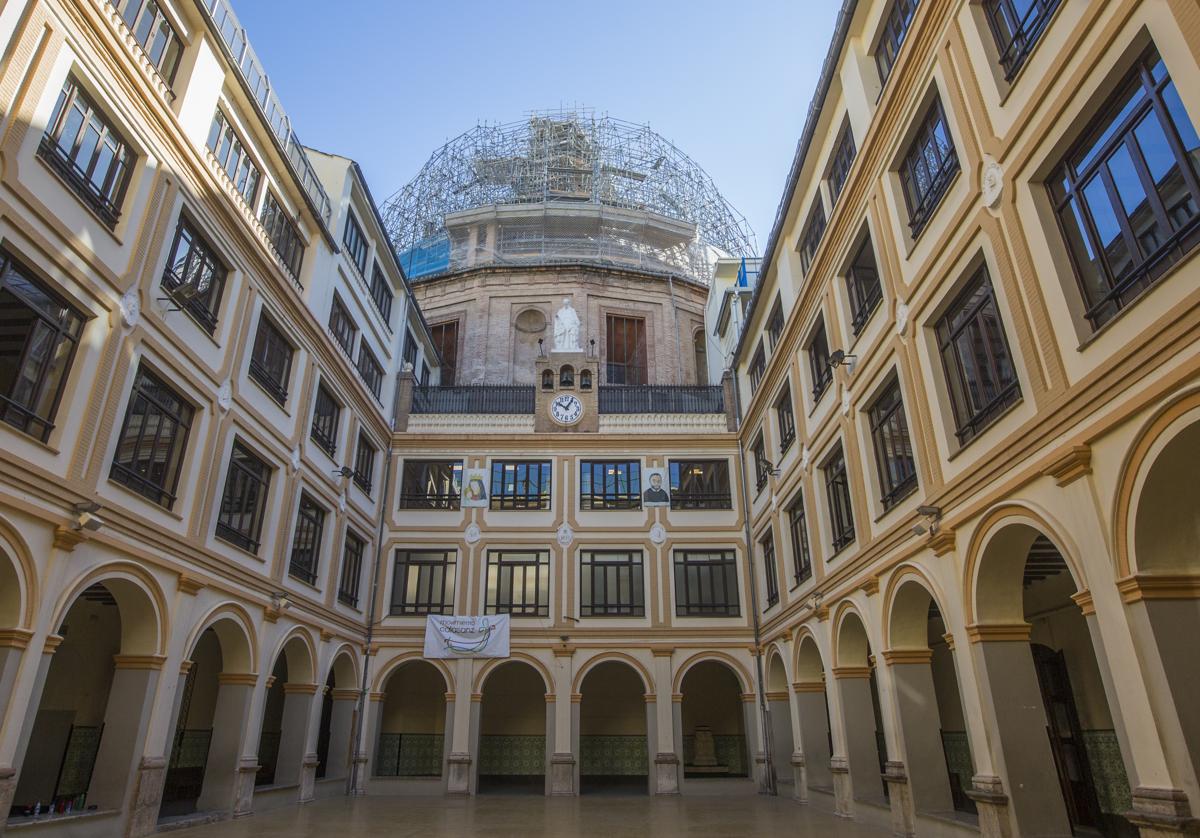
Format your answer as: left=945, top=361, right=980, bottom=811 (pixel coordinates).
left=679, top=660, right=749, bottom=786
left=974, top=522, right=1134, bottom=836
left=11, top=578, right=161, bottom=821
left=1129, top=415, right=1200, bottom=797
left=833, top=610, right=887, bottom=807
left=477, top=661, right=547, bottom=794
left=794, top=635, right=832, bottom=796
left=159, top=615, right=255, bottom=821
left=315, top=651, right=357, bottom=783
left=374, top=661, right=448, bottom=783
left=886, top=576, right=976, bottom=819
left=578, top=661, right=648, bottom=794
left=765, top=652, right=794, bottom=795
left=255, top=634, right=315, bottom=792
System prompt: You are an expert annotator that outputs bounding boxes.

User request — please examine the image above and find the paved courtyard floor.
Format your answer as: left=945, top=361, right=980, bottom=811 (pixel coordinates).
left=168, top=792, right=891, bottom=837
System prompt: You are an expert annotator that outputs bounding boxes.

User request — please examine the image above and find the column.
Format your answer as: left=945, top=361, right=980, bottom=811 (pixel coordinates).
left=766, top=690, right=795, bottom=795
left=324, top=689, right=357, bottom=782
left=970, top=627, right=1070, bottom=836
left=197, top=673, right=256, bottom=816
left=87, top=656, right=165, bottom=819
left=129, top=662, right=191, bottom=838
left=549, top=649, right=575, bottom=795
left=794, top=681, right=831, bottom=794
left=742, top=693, right=767, bottom=788
left=445, top=659, right=474, bottom=796
left=275, top=683, right=317, bottom=793
left=0, top=630, right=32, bottom=821
left=357, top=692, right=383, bottom=794
left=651, top=649, right=678, bottom=794
left=834, top=665, right=884, bottom=808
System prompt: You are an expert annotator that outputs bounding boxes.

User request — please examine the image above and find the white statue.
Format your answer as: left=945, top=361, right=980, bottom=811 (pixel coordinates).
left=552, top=297, right=581, bottom=352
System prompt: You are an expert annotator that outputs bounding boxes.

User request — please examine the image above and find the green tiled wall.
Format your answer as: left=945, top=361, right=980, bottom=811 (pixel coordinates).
left=478, top=734, right=545, bottom=775
left=1082, top=729, right=1131, bottom=815
left=580, top=735, right=648, bottom=776
left=375, top=733, right=443, bottom=777
left=682, top=734, right=748, bottom=776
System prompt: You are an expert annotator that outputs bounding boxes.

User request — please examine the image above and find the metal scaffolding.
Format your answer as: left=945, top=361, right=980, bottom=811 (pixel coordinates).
left=381, top=109, right=757, bottom=285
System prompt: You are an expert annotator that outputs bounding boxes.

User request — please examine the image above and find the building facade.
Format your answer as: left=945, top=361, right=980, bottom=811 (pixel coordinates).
left=732, top=1, right=1200, bottom=836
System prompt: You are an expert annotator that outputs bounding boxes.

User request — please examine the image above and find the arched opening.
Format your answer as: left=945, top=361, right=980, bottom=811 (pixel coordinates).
left=513, top=308, right=548, bottom=385
left=559, top=365, right=574, bottom=388
left=794, top=636, right=833, bottom=795
left=477, top=661, right=547, bottom=794
left=834, top=611, right=887, bottom=806
left=887, top=578, right=976, bottom=820
left=374, top=661, right=447, bottom=782
left=579, top=369, right=592, bottom=390
left=159, top=616, right=255, bottom=821
left=679, top=660, right=749, bottom=785
left=256, top=635, right=315, bottom=792
left=541, top=369, right=554, bottom=390
left=693, top=330, right=708, bottom=386
left=0, top=544, right=26, bottom=729
left=11, top=579, right=159, bottom=822
left=315, top=652, right=357, bottom=783
left=975, top=523, right=1134, bottom=836
left=578, top=661, right=648, bottom=794
left=765, top=652, right=795, bottom=795
left=1131, top=417, right=1200, bottom=794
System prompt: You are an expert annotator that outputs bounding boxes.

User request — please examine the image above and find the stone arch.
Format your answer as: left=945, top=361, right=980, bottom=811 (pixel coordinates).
left=672, top=651, right=752, bottom=694
left=0, top=514, right=36, bottom=629
left=793, top=630, right=826, bottom=684
left=572, top=651, right=653, bottom=694
left=374, top=652, right=453, bottom=694
left=832, top=602, right=871, bottom=669
left=183, top=602, right=258, bottom=673
left=325, top=643, right=360, bottom=691
left=267, top=626, right=317, bottom=685
left=964, top=502, right=1087, bottom=625
left=766, top=647, right=789, bottom=691
left=474, top=652, right=552, bottom=694
left=883, top=565, right=949, bottom=651
left=49, top=562, right=167, bottom=655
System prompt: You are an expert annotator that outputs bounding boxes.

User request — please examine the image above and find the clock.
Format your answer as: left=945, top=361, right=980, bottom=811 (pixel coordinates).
left=549, top=393, right=583, bottom=426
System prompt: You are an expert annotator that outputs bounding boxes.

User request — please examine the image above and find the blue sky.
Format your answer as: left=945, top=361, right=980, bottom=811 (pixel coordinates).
left=233, top=0, right=840, bottom=247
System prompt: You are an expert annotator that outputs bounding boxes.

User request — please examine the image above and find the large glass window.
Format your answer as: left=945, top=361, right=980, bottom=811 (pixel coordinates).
left=402, top=330, right=418, bottom=370
left=674, top=550, right=740, bottom=617
left=775, top=386, right=796, bottom=453
left=109, top=365, right=193, bottom=507
left=798, top=200, right=828, bottom=274
left=869, top=377, right=918, bottom=509
left=490, top=460, right=552, bottom=510
left=761, top=531, right=779, bottom=608
left=309, top=383, right=339, bottom=456
left=766, top=298, right=785, bottom=349
left=901, top=99, right=959, bottom=237
left=342, top=212, right=368, bottom=274
left=368, top=262, right=393, bottom=324
left=829, top=123, right=858, bottom=204
left=205, top=109, right=259, bottom=206
left=985, top=0, right=1061, bottom=79
left=248, top=313, right=293, bottom=405
left=788, top=495, right=813, bottom=585
left=398, top=460, right=462, bottom=509
left=215, top=441, right=271, bottom=553
left=847, top=236, right=884, bottom=335
left=328, top=293, right=356, bottom=356
left=113, top=0, right=183, bottom=84
left=338, top=530, right=365, bottom=608
left=485, top=549, right=549, bottom=617
left=259, top=191, right=304, bottom=280
left=356, top=344, right=383, bottom=400
left=289, top=493, right=326, bottom=585
left=823, top=444, right=855, bottom=553
left=41, top=77, right=135, bottom=226
left=353, top=432, right=377, bottom=496
left=875, top=0, right=919, bottom=84
left=580, top=550, right=645, bottom=617
left=606, top=315, right=647, bottom=385
left=752, top=433, right=769, bottom=493
left=1050, top=47, right=1200, bottom=328
left=0, top=249, right=85, bottom=441
left=580, top=460, right=641, bottom=510
left=936, top=266, right=1020, bottom=442
left=669, top=460, right=732, bottom=510
left=161, top=216, right=225, bottom=333
left=748, top=342, right=766, bottom=394
left=430, top=320, right=458, bottom=386
left=390, top=549, right=455, bottom=615
left=807, top=320, right=833, bottom=400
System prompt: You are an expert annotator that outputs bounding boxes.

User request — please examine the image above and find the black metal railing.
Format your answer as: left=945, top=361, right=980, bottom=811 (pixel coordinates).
left=598, top=385, right=724, bottom=414
left=38, top=136, right=122, bottom=228
left=412, top=385, right=535, bottom=415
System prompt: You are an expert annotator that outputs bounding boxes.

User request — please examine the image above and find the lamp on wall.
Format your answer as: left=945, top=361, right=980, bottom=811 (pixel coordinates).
left=829, top=350, right=859, bottom=374
left=333, top=466, right=355, bottom=479
left=911, top=505, right=943, bottom=536
left=760, top=458, right=782, bottom=478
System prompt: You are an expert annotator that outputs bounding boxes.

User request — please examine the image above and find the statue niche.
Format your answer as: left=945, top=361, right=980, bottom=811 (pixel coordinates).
left=512, top=307, right=547, bottom=385
left=553, top=298, right=581, bottom=352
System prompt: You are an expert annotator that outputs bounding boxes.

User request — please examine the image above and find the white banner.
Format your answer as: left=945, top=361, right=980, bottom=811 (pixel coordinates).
left=423, top=615, right=510, bottom=659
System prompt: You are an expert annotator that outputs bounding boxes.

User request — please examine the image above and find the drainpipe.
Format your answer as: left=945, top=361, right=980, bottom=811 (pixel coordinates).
left=731, top=369, right=777, bottom=795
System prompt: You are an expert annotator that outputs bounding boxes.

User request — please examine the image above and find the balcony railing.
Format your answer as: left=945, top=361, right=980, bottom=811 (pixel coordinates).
left=598, top=385, right=723, bottom=414
left=412, top=385, right=536, bottom=415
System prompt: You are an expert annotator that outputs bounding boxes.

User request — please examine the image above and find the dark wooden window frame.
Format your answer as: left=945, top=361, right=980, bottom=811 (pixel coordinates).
left=605, top=313, right=648, bottom=385
left=798, top=199, right=828, bottom=274
left=114, top=0, right=185, bottom=85
left=161, top=214, right=226, bottom=334
left=669, top=459, right=732, bottom=510
left=829, top=122, right=858, bottom=204
left=752, top=433, right=769, bottom=493
left=352, top=431, right=377, bottom=496
left=788, top=494, right=813, bottom=585
left=288, top=492, right=326, bottom=586
left=390, top=549, right=456, bottom=615
left=580, top=550, right=645, bottom=617
left=847, top=235, right=885, bottom=335
left=338, top=530, right=365, bottom=608
left=875, top=0, right=919, bottom=85
left=901, top=98, right=960, bottom=238
left=328, top=293, right=357, bottom=356
left=398, top=460, right=462, bottom=510
left=356, top=343, right=383, bottom=400
left=489, top=460, right=552, bottom=510
left=248, top=313, right=294, bottom=405
left=429, top=320, right=459, bottom=386
left=215, top=440, right=271, bottom=553
left=807, top=320, right=834, bottom=401
left=868, top=376, right=918, bottom=509
left=368, top=261, right=393, bottom=324
left=205, top=108, right=260, bottom=206
left=766, top=298, right=785, bottom=349
left=673, top=549, right=740, bottom=617
left=580, top=460, right=642, bottom=510
left=109, top=364, right=194, bottom=508
left=984, top=0, right=1061, bottom=80
left=823, top=444, right=856, bottom=554
left=259, top=191, right=304, bottom=281
left=485, top=549, right=550, bottom=617
left=761, top=530, right=779, bottom=608
left=309, top=383, right=340, bottom=456
left=748, top=341, right=766, bottom=394
left=342, top=212, right=369, bottom=275
left=775, top=386, right=796, bottom=453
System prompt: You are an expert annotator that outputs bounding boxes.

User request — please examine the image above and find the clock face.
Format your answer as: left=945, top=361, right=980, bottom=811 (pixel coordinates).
left=549, top=393, right=583, bottom=426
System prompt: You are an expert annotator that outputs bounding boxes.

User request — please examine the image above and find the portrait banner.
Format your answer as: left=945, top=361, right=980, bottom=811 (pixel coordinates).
left=643, top=467, right=671, bottom=507
left=461, top=467, right=489, bottom=508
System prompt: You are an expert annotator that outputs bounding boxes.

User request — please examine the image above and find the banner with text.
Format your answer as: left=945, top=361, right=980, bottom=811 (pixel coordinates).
left=423, top=615, right=511, bottom=659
